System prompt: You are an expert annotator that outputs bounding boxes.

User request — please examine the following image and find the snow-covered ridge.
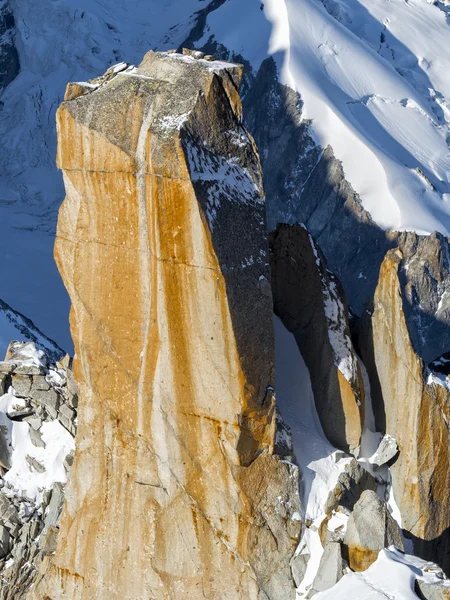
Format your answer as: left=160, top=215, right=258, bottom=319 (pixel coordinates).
left=200, top=0, right=450, bottom=235
left=0, top=298, right=64, bottom=363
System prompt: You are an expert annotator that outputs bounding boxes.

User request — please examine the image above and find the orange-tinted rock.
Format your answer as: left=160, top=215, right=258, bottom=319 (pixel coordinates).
left=360, top=249, right=450, bottom=573
left=29, top=51, right=301, bottom=599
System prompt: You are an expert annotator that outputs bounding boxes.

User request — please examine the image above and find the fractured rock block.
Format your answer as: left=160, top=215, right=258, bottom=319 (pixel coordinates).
left=343, top=490, right=403, bottom=572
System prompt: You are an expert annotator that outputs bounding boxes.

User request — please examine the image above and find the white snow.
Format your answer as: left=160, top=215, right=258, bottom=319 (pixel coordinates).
left=315, top=546, right=450, bottom=599
left=3, top=0, right=450, bottom=351
left=185, top=141, right=263, bottom=230
left=200, top=0, right=450, bottom=235
left=2, top=418, right=74, bottom=503
left=274, top=316, right=352, bottom=596
left=157, top=113, right=190, bottom=131
left=0, top=305, right=63, bottom=364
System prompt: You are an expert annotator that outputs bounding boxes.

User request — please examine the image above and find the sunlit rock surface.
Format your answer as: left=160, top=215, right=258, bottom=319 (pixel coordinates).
left=30, top=50, right=301, bottom=600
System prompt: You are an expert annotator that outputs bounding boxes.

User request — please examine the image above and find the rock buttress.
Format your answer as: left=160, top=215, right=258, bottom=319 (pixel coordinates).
left=359, top=249, right=450, bottom=573
left=270, top=223, right=364, bottom=454
left=29, top=51, right=301, bottom=600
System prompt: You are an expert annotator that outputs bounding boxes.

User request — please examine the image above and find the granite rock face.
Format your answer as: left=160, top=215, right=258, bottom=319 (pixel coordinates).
left=359, top=249, right=450, bottom=574
left=397, top=231, right=450, bottom=363
left=31, top=50, right=301, bottom=600
left=270, top=223, right=364, bottom=454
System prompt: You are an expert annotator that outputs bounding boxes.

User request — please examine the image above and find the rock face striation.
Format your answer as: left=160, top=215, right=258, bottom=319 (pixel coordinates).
left=270, top=223, right=364, bottom=454
left=30, top=50, right=301, bottom=599
left=359, top=248, right=450, bottom=573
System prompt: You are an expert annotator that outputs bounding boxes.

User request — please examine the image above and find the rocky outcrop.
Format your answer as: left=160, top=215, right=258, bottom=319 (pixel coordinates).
left=310, top=540, right=344, bottom=595
left=30, top=50, right=301, bottom=599
left=359, top=248, right=450, bottom=573
left=343, top=490, right=403, bottom=572
left=417, top=580, right=450, bottom=600
left=0, top=342, right=76, bottom=599
left=0, top=2, right=19, bottom=91
left=238, top=56, right=398, bottom=315
left=397, top=231, right=450, bottom=363
left=270, top=223, right=364, bottom=454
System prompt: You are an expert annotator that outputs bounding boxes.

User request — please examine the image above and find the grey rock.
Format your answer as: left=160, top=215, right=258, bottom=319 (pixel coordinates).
left=59, top=414, right=76, bottom=436
left=0, top=425, right=11, bottom=469
left=0, top=372, right=7, bottom=395
left=25, top=415, right=43, bottom=431
left=44, top=483, right=65, bottom=529
left=291, top=552, right=309, bottom=588
left=371, top=434, right=399, bottom=470
left=33, top=388, right=59, bottom=418
left=11, top=374, right=32, bottom=397
left=325, top=458, right=377, bottom=514
left=59, top=403, right=75, bottom=422
left=0, top=524, right=11, bottom=558
left=63, top=451, right=74, bottom=471
left=31, top=375, right=50, bottom=392
left=344, top=490, right=404, bottom=571
left=398, top=232, right=450, bottom=363
left=0, top=496, right=20, bottom=525
left=275, top=410, right=294, bottom=459
left=416, top=580, right=450, bottom=600
left=310, top=541, right=343, bottom=594
left=29, top=427, right=46, bottom=448
left=38, top=525, right=59, bottom=555
left=25, top=455, right=46, bottom=473
left=6, top=521, right=21, bottom=538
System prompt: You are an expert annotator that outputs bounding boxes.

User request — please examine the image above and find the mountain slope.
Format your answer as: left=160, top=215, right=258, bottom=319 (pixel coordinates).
left=1, top=0, right=449, bottom=349
left=200, top=0, right=450, bottom=234
left=0, top=0, right=215, bottom=349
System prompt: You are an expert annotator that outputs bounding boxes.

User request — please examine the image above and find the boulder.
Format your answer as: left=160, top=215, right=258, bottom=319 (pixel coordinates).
left=417, top=580, right=450, bottom=600
left=325, top=458, right=377, bottom=514
left=371, top=434, right=398, bottom=470
left=343, top=490, right=403, bottom=572
left=11, top=374, right=32, bottom=397
left=310, top=541, right=343, bottom=594
left=291, top=552, right=310, bottom=588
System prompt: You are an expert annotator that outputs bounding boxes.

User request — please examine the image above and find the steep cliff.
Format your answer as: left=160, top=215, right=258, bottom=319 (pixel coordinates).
left=270, top=223, right=364, bottom=454
left=30, top=50, right=301, bottom=600
left=359, top=249, right=450, bottom=573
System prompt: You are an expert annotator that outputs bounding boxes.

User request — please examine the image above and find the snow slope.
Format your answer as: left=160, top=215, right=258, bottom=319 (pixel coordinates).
left=316, top=546, right=450, bottom=599
left=200, top=0, right=450, bottom=234
left=274, top=317, right=352, bottom=596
